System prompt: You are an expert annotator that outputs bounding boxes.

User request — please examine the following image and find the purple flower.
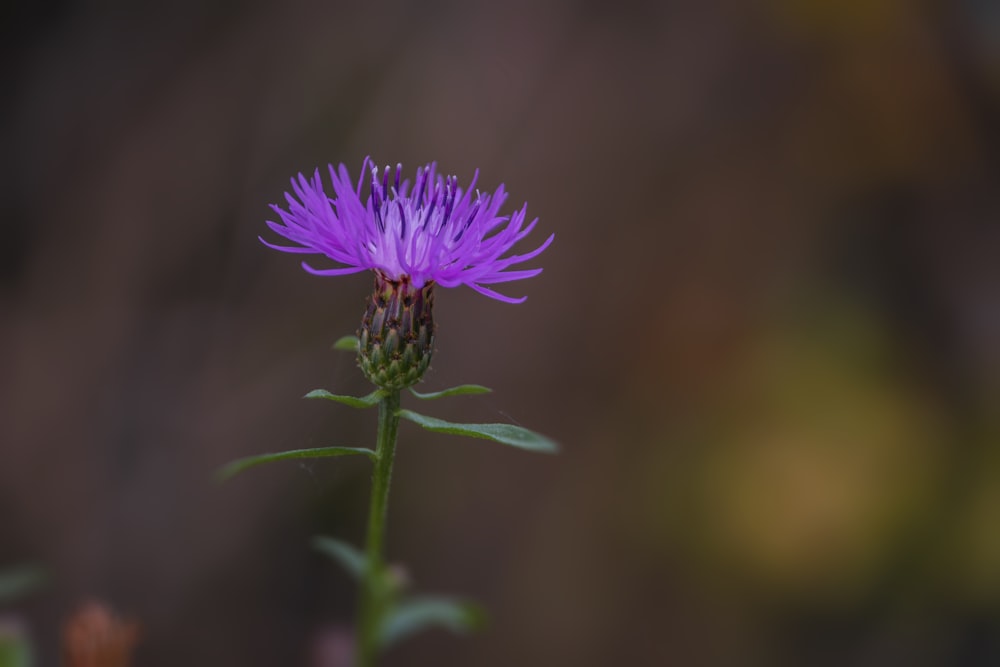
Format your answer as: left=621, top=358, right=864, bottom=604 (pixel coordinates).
left=262, top=158, right=553, bottom=304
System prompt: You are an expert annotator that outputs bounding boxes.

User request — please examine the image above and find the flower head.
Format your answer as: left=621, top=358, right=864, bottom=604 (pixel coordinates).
left=262, top=158, right=553, bottom=304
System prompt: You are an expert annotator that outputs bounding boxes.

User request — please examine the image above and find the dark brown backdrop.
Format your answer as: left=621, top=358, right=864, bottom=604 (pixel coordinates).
left=2, top=1, right=999, bottom=665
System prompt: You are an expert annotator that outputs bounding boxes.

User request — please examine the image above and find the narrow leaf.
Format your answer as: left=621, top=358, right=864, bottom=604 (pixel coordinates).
left=409, top=385, right=492, bottom=400
left=397, top=410, right=558, bottom=454
left=380, top=597, right=486, bottom=649
left=333, top=335, right=360, bottom=352
left=305, top=389, right=384, bottom=408
left=217, top=446, right=376, bottom=481
left=312, top=536, right=366, bottom=580
left=0, top=566, right=45, bottom=604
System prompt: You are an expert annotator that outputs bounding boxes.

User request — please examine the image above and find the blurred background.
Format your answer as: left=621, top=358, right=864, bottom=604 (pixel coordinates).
left=2, top=0, right=999, bottom=665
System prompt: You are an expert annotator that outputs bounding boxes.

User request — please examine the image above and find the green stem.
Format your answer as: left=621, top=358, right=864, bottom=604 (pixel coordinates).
left=358, top=388, right=401, bottom=666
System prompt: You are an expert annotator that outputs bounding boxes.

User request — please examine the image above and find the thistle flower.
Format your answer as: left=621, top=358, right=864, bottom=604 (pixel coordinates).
left=264, top=158, right=552, bottom=388
left=263, top=157, right=553, bottom=303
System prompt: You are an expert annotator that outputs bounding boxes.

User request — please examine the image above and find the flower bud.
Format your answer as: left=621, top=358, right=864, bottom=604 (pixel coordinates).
left=358, top=272, right=435, bottom=389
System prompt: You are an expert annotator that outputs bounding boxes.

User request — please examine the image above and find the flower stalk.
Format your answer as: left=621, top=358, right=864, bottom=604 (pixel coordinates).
left=248, top=157, right=555, bottom=663
left=358, top=389, right=401, bottom=665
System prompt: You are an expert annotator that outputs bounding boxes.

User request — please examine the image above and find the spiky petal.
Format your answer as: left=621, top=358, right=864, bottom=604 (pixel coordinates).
left=262, top=158, right=553, bottom=304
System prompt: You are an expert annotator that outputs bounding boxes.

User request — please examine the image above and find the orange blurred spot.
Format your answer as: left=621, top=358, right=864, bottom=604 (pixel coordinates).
left=62, top=602, right=139, bottom=667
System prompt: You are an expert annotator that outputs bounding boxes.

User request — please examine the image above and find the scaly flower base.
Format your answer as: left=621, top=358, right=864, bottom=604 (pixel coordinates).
left=359, top=274, right=435, bottom=390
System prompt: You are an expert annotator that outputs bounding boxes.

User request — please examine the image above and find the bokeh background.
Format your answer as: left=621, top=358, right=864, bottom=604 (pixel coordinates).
left=2, top=0, right=999, bottom=665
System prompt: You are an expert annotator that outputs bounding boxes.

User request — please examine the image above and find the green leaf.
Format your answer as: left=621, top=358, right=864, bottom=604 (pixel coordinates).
left=397, top=410, right=558, bottom=454
left=305, top=389, right=384, bottom=408
left=0, top=632, right=32, bottom=667
left=312, top=536, right=366, bottom=580
left=409, top=385, right=492, bottom=400
left=0, top=566, right=45, bottom=604
left=380, top=596, right=486, bottom=649
left=217, top=446, right=376, bottom=481
left=333, top=335, right=360, bottom=352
